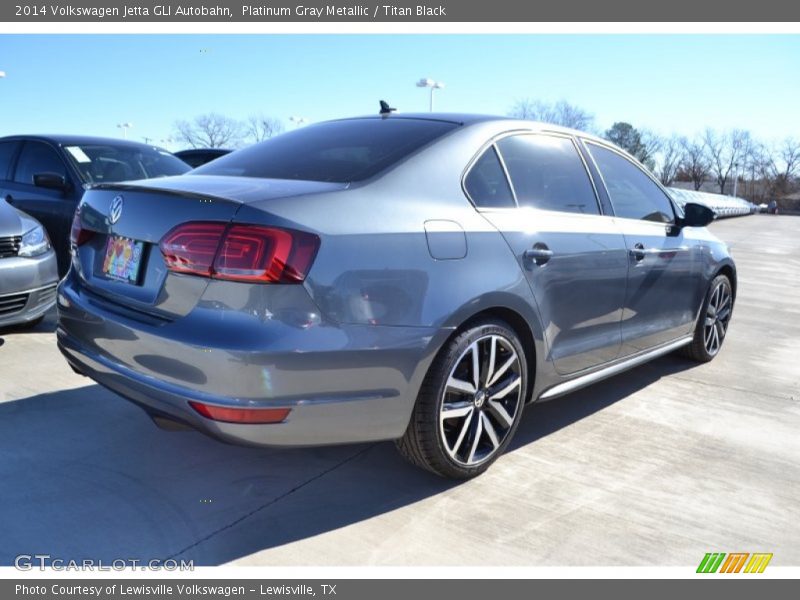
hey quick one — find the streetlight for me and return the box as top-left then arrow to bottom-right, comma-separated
732,161 -> 739,198
117,122 -> 133,139
416,78 -> 444,112
289,116 -> 308,128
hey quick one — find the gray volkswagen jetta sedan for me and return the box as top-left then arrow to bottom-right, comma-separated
0,199 -> 59,328
57,113 -> 735,478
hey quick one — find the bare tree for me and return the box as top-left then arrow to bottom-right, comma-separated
766,137 -> 800,197
173,113 -> 242,149
703,128 -> 752,195
679,136 -> 710,191
640,130 -> 663,170
654,135 -> 683,186
552,100 -> 595,132
509,99 -> 595,131
245,114 -> 284,143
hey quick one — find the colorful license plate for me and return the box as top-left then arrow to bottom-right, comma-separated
102,235 -> 144,284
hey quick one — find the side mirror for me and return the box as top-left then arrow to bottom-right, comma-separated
33,172 -> 68,192
680,202 -> 715,228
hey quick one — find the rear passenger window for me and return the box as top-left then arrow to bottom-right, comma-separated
587,143 -> 675,223
464,147 -> 515,208
0,141 -> 18,180
496,135 -> 599,215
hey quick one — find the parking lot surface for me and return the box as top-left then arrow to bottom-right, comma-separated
0,215 -> 797,566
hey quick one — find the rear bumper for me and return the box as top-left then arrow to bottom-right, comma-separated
0,250 -> 59,327
56,273 -> 446,447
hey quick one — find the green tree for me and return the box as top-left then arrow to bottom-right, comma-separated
604,122 -> 658,170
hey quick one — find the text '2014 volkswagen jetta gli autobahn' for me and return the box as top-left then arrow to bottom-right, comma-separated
57,113 -> 736,479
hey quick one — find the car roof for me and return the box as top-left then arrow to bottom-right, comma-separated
175,148 -> 232,155
0,134 -> 165,149
338,113 -> 505,125
331,112 -> 609,144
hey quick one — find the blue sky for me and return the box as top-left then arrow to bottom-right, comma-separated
1,34 -> 798,148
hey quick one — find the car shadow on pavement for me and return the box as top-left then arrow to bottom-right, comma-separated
0,354 -> 695,566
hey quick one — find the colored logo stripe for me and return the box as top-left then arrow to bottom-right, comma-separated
744,553 -> 773,573
697,553 -> 726,573
720,553 -> 749,573
697,552 -> 773,573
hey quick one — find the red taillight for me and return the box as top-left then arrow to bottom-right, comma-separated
188,401 -> 291,424
70,210 -> 95,246
159,222 -> 319,283
159,222 -> 226,277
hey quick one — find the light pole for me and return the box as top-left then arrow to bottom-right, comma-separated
117,122 -> 133,139
416,78 -> 444,112
732,161 -> 739,198
289,116 -> 308,128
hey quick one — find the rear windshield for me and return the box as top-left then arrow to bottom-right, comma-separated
64,144 -> 190,184
194,118 -> 459,183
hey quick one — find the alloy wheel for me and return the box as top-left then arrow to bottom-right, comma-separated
439,334 -> 523,466
703,280 -> 732,356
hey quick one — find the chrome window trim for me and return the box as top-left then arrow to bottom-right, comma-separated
492,142 -> 519,207
460,128 -> 529,210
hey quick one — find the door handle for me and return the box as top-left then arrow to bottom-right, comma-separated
630,243 -> 689,262
630,242 -> 646,261
523,244 -> 553,266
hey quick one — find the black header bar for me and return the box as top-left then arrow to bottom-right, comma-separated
5,0 -> 800,22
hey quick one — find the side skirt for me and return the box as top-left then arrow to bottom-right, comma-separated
537,335 -> 693,401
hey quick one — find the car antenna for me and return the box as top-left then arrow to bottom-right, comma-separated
379,100 -> 397,116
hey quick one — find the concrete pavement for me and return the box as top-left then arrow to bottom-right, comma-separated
0,214 -> 797,566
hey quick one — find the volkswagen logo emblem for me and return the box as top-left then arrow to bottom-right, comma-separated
109,195 -> 124,225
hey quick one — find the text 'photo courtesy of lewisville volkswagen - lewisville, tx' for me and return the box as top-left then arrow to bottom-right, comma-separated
0,4 -> 798,592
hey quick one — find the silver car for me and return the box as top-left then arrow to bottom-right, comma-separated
0,199 -> 59,328
57,114 -> 736,479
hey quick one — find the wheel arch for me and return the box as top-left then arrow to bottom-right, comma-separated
459,307 -> 537,401
396,298 -> 544,477
714,261 -> 737,301
432,294 -> 545,404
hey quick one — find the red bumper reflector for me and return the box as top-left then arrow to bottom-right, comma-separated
70,209 -> 95,246
188,401 -> 291,424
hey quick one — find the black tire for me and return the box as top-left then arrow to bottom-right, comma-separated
681,274 -> 733,363
396,318 -> 528,479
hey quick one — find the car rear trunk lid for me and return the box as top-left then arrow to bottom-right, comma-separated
72,176 -> 342,319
